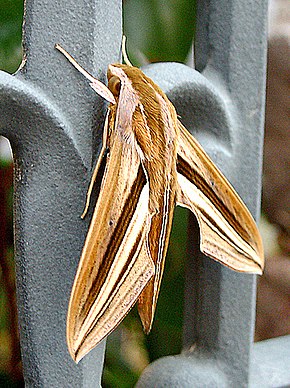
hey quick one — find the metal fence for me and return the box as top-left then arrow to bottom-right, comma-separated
0,0 -> 289,386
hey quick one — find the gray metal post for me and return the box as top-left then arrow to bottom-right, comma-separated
136,0 -> 269,387
0,0 -> 121,386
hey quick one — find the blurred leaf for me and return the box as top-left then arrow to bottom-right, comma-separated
124,0 -> 196,66
103,328 -> 142,388
145,207 -> 188,361
0,0 -> 24,73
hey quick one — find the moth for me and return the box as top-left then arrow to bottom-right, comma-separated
55,43 -> 264,363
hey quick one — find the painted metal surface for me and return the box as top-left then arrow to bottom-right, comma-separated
1,0 -> 288,386
0,0 -> 122,386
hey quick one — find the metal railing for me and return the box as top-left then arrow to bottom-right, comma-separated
0,0 -> 289,386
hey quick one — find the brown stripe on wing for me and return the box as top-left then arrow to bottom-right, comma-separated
67,129 -> 155,362
74,214 -> 154,363
80,164 -> 146,320
177,155 -> 249,246
176,121 -> 264,273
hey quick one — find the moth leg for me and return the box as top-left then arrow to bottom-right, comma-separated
81,112 -> 110,218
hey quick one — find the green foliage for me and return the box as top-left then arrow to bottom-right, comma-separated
124,0 -> 195,66
0,0 -> 23,73
145,207 -> 188,362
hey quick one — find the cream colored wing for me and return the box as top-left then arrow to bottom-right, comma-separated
176,121 -> 264,274
67,128 -> 154,363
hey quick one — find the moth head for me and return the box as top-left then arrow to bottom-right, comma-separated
108,75 -> 121,97
107,64 -> 136,98
107,64 -> 152,101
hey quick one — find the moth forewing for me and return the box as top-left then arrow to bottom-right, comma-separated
67,129 -> 155,362
55,44 -> 264,363
176,122 -> 263,273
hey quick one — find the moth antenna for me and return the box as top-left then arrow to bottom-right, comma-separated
55,43 -> 115,104
122,36 -> 133,67
55,44 -> 97,83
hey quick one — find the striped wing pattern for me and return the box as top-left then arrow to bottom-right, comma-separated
65,62 -> 264,362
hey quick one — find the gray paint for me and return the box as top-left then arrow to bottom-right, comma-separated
251,336 -> 290,387
0,0 -> 289,386
0,0 -> 121,386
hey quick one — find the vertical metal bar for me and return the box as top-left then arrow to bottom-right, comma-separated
186,0 -> 267,386
0,0 -> 122,385
137,0 -> 267,386
187,0 -> 267,385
